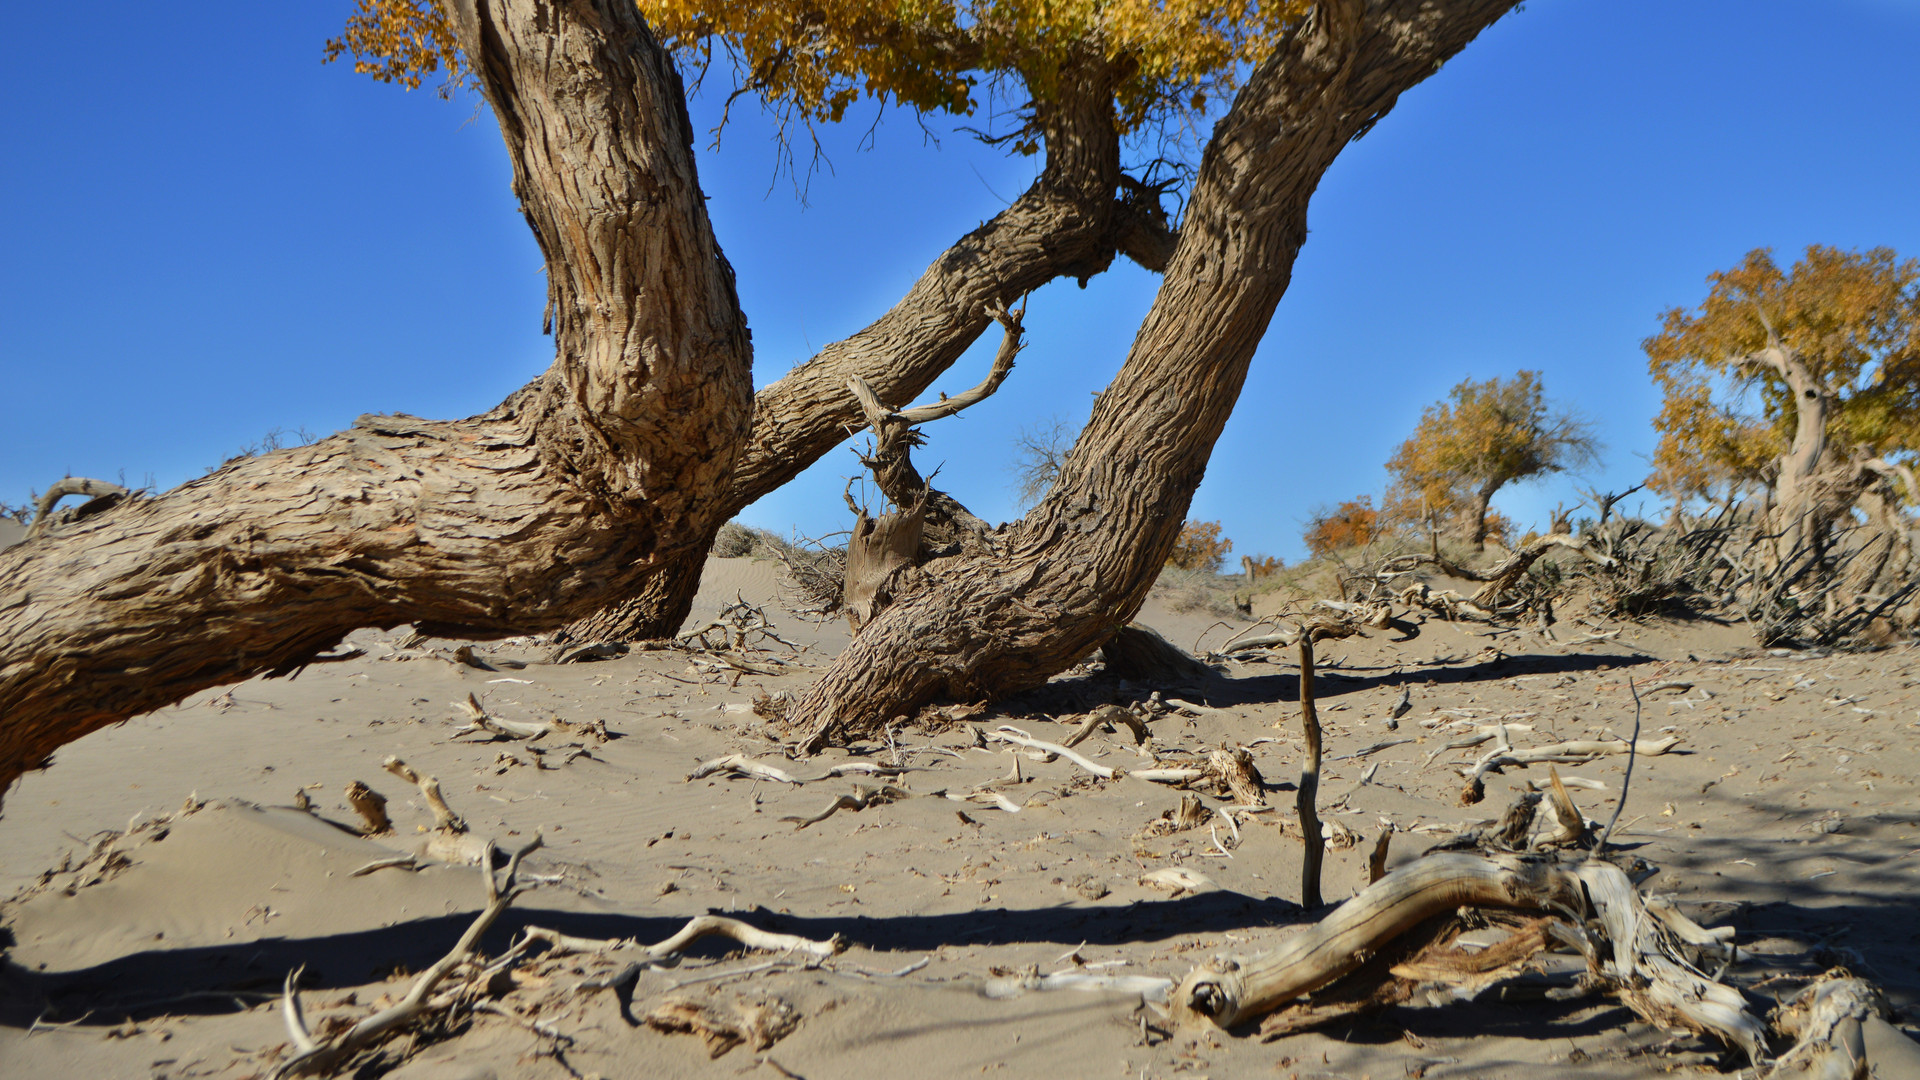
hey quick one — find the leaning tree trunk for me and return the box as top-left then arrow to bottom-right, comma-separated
1466,480 -> 1500,551
795,0 -> 1521,747
564,55 -> 1176,642
0,0 -> 752,801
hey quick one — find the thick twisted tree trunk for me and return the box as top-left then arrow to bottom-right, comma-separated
796,0 -> 1521,746
565,57 -> 1176,641
0,0 -> 752,800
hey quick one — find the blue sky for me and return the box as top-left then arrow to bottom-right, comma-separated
3,2 -> 1917,563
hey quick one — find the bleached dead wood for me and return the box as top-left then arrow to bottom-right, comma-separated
274,836 -> 544,1077
23,478 -> 130,540
1168,850 -> 1770,1064
780,784 -> 908,829
686,754 -> 801,784
1061,703 -> 1150,749
564,915 -> 847,996
382,756 -> 466,832
1767,975 -> 1886,1080
1461,736 -> 1681,805
450,693 -> 551,740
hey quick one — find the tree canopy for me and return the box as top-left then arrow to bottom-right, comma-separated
1646,245 -> 1920,503
1385,370 -> 1598,548
329,0 -> 1310,150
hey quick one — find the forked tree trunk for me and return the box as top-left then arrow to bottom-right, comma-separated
0,0 -> 752,800
795,0 -> 1521,747
565,57 -> 1174,642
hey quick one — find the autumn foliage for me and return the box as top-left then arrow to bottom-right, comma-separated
1385,371 -> 1598,549
325,0 -> 1313,142
1646,245 -> 1920,501
1167,520 -> 1232,573
1302,497 -> 1380,556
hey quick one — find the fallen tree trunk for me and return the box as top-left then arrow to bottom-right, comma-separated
0,0 -> 753,800
793,0 -> 1522,748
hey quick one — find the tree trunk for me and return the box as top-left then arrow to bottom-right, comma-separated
1466,480 -> 1500,551
0,0 -> 753,800
1757,342 -> 1836,556
794,0 -> 1521,747
566,58 -> 1176,640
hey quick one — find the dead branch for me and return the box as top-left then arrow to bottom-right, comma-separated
1297,637 -> 1325,908
779,784 -> 908,829
382,756 -> 466,832
567,914 -> 846,997
1767,974 -> 1886,1080
1461,736 -> 1680,806
274,836 -> 544,1077
1061,703 -> 1151,749
24,478 -> 131,540
450,693 -> 551,740
1169,850 -> 1768,1062
686,754 -> 801,785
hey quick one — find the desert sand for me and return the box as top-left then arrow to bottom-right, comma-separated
3,552 -> 1919,1079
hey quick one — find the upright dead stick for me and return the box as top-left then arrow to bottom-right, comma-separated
343,781 -> 391,835
1297,637 -> 1324,909
382,756 -> 466,833
1592,679 -> 1643,854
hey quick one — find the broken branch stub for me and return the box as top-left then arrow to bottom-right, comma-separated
382,756 -> 466,833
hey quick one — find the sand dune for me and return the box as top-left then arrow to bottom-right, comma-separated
3,555 -> 1918,1078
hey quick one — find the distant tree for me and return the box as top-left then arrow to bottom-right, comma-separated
1385,371 -> 1599,550
1240,554 -> 1284,582
1168,520 -> 1232,573
1010,417 -> 1074,509
1646,245 -> 1920,552
1302,496 -> 1381,556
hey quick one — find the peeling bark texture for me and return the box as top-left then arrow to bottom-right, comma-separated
566,58 -> 1176,642
0,0 -> 753,801
843,500 -> 927,633
796,0 -> 1522,747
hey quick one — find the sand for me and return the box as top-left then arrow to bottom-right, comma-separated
3,555 -> 1919,1079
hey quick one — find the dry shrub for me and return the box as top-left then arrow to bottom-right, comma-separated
748,532 -> 848,619
1152,566 -> 1237,617
711,521 -> 761,558
1168,520 -> 1232,573
1303,497 -> 1380,556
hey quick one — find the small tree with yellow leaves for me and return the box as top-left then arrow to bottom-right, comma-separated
1302,496 -> 1380,557
1385,371 -> 1598,551
1167,520 -> 1232,573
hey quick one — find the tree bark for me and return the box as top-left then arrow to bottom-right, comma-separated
564,57 -> 1177,641
0,0 -> 753,800
794,0 -> 1521,747
1467,479 -> 1500,550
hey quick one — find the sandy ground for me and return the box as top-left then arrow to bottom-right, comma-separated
3,554 -> 1919,1079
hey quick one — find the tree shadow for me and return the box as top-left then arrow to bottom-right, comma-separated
0,889 -> 1301,1027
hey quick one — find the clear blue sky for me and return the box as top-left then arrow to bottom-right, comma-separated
4,2 -> 1917,563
